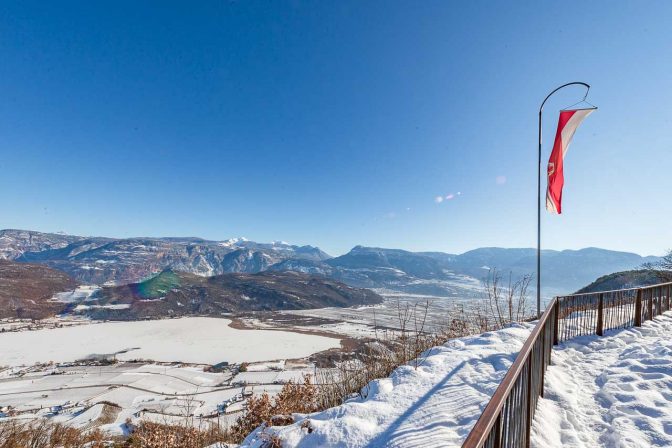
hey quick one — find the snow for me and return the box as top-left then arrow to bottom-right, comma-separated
0,360 -> 317,436
50,285 -> 100,303
74,303 -> 131,311
531,311 -> 672,448
0,317 -> 340,366
54,403 -> 105,428
240,322 -> 534,448
218,237 -> 249,248
246,360 -> 286,371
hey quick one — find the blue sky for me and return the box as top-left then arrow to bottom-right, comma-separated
1,1 -> 671,256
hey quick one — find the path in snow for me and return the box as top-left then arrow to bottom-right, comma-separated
531,311 -> 672,448
241,323 -> 533,448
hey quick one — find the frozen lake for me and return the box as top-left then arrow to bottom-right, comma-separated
0,317 -> 340,367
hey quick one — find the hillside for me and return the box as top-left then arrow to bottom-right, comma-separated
76,270 -> 383,320
576,269 -> 668,293
0,260 -> 78,319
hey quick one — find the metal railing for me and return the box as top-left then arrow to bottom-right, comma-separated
462,281 -> 672,448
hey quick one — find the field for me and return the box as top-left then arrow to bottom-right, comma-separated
0,317 -> 340,367
0,360 -> 318,436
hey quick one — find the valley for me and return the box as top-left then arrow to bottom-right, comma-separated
0,228 -> 662,440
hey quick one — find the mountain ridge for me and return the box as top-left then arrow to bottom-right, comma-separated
76,269 -> 383,320
0,229 -> 661,296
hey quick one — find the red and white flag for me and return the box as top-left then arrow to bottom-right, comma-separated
546,108 -> 595,214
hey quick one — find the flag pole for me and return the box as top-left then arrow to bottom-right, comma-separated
537,82 -> 590,318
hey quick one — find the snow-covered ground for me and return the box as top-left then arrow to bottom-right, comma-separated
531,311 -> 672,448
0,361 -> 321,435
50,285 -> 100,303
241,322 -> 534,448
0,317 -> 339,367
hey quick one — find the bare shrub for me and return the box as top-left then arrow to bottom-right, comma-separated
642,250 -> 672,282
125,420 -> 229,448
0,420 -> 107,448
482,268 -> 532,327
229,375 -> 318,443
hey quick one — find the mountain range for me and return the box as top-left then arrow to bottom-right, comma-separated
0,259 -> 383,320
78,269 -> 382,320
0,229 -> 661,298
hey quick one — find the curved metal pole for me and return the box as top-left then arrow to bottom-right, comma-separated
537,82 -> 590,318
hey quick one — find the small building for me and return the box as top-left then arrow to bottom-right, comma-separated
209,361 -> 229,372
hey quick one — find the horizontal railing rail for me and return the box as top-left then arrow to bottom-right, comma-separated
462,280 -> 672,448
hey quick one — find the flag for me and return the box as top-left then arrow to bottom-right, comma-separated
546,108 -> 595,214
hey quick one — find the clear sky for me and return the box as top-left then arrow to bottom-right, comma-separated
1,1 -> 671,256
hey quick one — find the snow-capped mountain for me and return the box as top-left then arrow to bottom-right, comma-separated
0,229 -> 331,285
0,229 -> 660,296
0,229 -> 85,260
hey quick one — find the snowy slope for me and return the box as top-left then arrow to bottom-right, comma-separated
531,311 -> 672,448
241,323 -> 533,448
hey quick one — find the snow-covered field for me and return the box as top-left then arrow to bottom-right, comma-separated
241,322 -> 534,448
531,311 -> 672,448
0,361 -> 318,436
281,290 -> 479,335
0,317 -> 340,367
0,363 -> 231,435
50,285 -> 100,303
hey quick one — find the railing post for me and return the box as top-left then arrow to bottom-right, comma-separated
494,414 -> 502,448
596,293 -> 604,336
668,284 -> 671,312
553,300 -> 559,345
635,289 -> 642,327
525,358 -> 533,448
648,289 -> 654,321
540,323 -> 547,398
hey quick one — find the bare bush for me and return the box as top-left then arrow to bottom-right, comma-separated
229,374 -> 318,443
125,420 -> 230,448
0,420 -> 108,448
482,268 -> 532,327
642,250 -> 672,282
